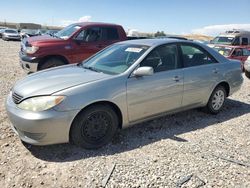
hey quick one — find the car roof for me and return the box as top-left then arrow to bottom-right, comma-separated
73,22 -> 122,28
117,38 -> 192,47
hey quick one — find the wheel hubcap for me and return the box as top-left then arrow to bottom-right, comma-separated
81,112 -> 111,141
212,90 -> 225,110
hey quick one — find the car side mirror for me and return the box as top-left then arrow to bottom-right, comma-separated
132,66 -> 154,77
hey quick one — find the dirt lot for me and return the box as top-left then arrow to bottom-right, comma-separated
0,40 -> 249,188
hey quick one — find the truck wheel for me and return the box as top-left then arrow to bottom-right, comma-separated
205,86 -> 226,114
70,104 -> 118,149
39,58 -> 65,70
245,70 -> 250,79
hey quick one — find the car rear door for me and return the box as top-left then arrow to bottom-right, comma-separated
126,44 -> 184,122
179,43 -> 222,107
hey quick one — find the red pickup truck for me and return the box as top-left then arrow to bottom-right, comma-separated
212,45 -> 250,71
20,22 -> 128,72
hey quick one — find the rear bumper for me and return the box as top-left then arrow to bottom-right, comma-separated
19,51 -> 40,72
5,93 -> 79,145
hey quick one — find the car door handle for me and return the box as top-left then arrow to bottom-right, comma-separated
172,76 -> 181,82
213,68 -> 219,74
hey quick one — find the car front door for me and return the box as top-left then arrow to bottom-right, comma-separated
179,43 -> 222,107
126,44 -> 184,122
71,27 -> 104,63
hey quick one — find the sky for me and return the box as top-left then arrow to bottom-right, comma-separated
0,0 -> 250,36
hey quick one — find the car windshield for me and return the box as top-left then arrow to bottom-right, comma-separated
55,24 -> 80,39
21,29 -> 37,34
211,37 -> 235,45
80,44 -> 149,75
213,46 -> 232,56
5,30 -> 17,34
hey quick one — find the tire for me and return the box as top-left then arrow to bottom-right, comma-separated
39,58 -> 65,70
245,70 -> 250,79
205,86 -> 226,114
70,104 -> 119,149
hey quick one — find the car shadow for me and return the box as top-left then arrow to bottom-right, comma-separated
25,98 -> 250,162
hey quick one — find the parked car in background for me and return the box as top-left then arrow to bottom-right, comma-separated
213,45 -> 250,71
0,28 -> 7,38
19,22 -> 128,73
6,39 -> 243,148
2,29 -> 21,41
209,30 -> 250,47
244,56 -> 250,78
45,29 -> 60,36
20,29 -> 40,39
36,29 -> 47,35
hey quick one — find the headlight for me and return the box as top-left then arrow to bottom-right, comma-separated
25,46 -> 39,54
17,96 -> 65,112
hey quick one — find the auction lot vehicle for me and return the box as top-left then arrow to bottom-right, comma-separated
0,28 -> 7,38
20,29 -> 41,39
19,22 -> 127,73
209,30 -> 250,47
6,39 -> 243,149
2,29 -> 21,41
244,56 -> 250,78
213,45 -> 250,70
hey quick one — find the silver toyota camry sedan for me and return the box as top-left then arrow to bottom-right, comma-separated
6,39 -> 243,149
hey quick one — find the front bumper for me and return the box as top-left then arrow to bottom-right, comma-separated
5,93 -> 79,145
19,51 -> 40,72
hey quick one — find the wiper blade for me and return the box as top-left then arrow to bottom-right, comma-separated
82,65 -> 101,73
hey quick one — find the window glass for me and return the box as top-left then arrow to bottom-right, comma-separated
242,49 -> 250,56
81,44 -> 149,75
101,27 -> 119,40
55,24 -> 81,40
140,44 -> 178,72
181,45 -> 216,67
233,37 -> 240,45
242,38 -> 249,45
232,48 -> 243,56
75,27 -> 101,42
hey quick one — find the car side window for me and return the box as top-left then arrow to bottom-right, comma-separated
232,48 -> 243,56
242,49 -> 250,56
180,45 -> 216,67
242,38 -> 249,45
100,27 -> 119,40
75,27 -> 101,42
140,44 -> 179,73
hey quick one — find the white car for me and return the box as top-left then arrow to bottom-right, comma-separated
244,56 -> 250,78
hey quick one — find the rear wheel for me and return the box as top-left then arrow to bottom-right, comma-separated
39,58 -> 65,70
205,86 -> 226,114
70,105 -> 119,149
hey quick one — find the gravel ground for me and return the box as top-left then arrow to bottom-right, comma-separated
0,40 -> 250,188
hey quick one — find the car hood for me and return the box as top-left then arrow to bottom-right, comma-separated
13,65 -> 111,98
27,35 -> 63,44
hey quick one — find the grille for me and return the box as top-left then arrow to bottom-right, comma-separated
12,92 -> 23,104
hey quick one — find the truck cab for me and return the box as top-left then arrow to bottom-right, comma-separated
209,30 -> 250,47
19,22 -> 127,73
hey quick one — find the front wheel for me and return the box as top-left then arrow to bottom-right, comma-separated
39,58 -> 65,71
70,105 -> 119,149
205,86 -> 226,114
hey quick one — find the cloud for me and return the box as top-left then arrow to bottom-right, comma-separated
192,24 -> 250,36
78,16 -> 92,22
60,16 -> 92,27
